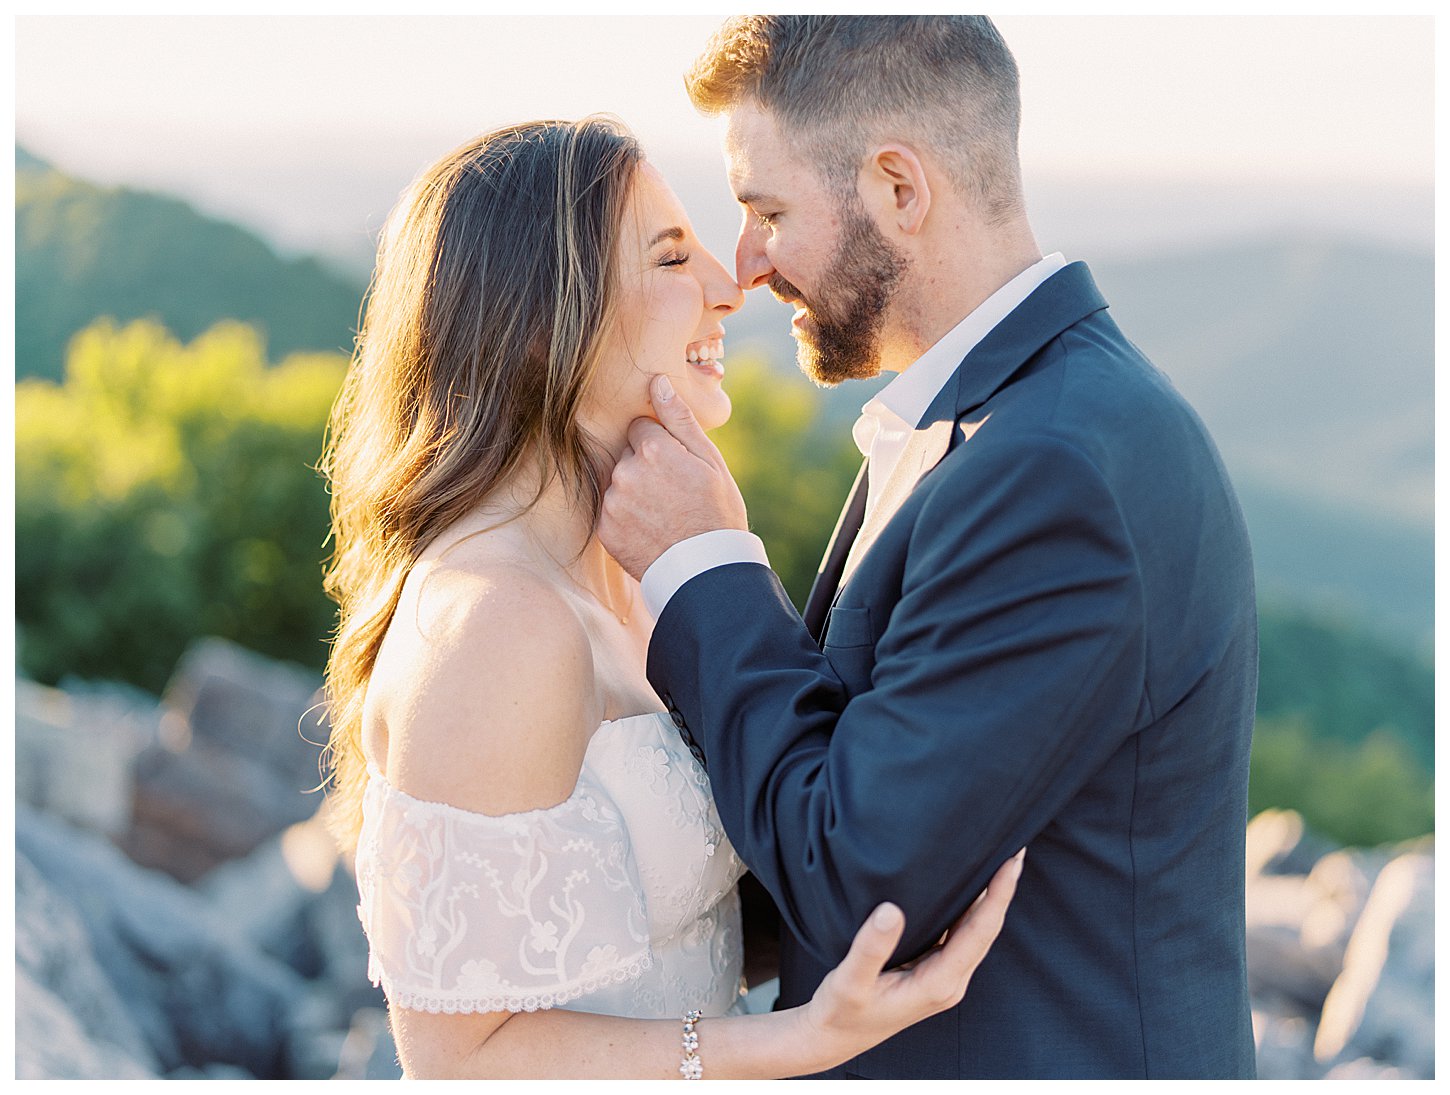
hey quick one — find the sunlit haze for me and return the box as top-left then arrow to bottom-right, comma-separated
14,15 -> 1434,267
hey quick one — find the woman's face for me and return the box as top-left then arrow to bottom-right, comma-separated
584,162 -> 744,452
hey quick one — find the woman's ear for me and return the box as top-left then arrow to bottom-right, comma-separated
859,143 -> 931,236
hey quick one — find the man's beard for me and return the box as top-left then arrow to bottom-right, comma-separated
772,200 -> 909,386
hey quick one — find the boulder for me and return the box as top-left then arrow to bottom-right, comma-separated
15,968 -> 157,1080
283,985 -> 355,1080
1245,809 -> 1336,878
1251,1006 -> 1321,1081
166,1063 -> 260,1079
15,676 -> 151,836
111,637 -> 330,882
15,853 -> 160,1079
332,1007 -> 403,1080
1244,833 -> 1394,1017
1313,852 -> 1434,1077
1299,849 -> 1381,955
1245,873 -> 1342,1013
120,736 -> 321,882
162,636 -> 327,784
1322,1057 -> 1414,1080
16,804 -> 308,1077
196,810 -> 381,1017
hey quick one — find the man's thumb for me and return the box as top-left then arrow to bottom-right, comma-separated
651,374 -> 718,465
652,373 -> 684,412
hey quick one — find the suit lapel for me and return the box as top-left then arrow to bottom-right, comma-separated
803,458 -> 868,643
826,261 -> 1112,596
950,261 -> 1108,418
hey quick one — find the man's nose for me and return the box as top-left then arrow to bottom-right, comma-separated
735,224 -> 774,291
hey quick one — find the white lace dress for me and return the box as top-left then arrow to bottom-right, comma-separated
354,712 -> 748,1022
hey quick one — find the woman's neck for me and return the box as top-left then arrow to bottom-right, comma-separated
446,455 -> 631,612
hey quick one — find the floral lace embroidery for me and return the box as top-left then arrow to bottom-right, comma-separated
356,768 -> 652,1014
356,715 -> 747,1019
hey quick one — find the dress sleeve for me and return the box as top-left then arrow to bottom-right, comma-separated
354,770 -> 653,1014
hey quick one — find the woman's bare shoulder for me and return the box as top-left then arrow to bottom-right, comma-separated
373,554 -> 601,817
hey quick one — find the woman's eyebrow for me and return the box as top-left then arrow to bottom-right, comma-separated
648,226 -> 685,247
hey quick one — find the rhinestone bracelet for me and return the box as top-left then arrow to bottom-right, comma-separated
679,1008 -> 703,1080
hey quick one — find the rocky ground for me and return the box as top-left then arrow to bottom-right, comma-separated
13,638 -> 1436,1079
16,639 -> 400,1080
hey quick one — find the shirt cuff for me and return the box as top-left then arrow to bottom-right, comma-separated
640,530 -> 770,619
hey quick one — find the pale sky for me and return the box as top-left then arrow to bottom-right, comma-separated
13,14 -> 1436,264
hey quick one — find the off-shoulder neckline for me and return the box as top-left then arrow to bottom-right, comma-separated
363,710 -> 674,824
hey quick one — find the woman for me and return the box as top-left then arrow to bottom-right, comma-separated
320,117 -> 1022,1079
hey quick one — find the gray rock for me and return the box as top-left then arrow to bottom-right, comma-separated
1251,1006 -> 1322,1080
16,804 -> 308,1077
162,636 -> 328,784
166,1063 -> 259,1079
1322,1056 -> 1414,1080
109,636 -> 330,882
1314,853 -> 1434,1077
333,1007 -> 403,1081
196,810 -> 382,1017
1245,873 -> 1342,1012
120,735 -> 320,882
283,986 -> 356,1081
14,854 -> 158,1072
1245,809 -> 1338,878
1299,849 -> 1380,956
196,813 -> 335,980
307,862 -> 385,1017
15,968 -> 157,1080
15,676 -> 149,836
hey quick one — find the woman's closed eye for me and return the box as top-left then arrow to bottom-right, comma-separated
658,251 -> 691,268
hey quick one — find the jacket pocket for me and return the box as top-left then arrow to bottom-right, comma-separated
823,604 -> 875,650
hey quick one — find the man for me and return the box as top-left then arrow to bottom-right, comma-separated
599,15 -> 1257,1079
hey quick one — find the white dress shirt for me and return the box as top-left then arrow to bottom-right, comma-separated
640,253 -> 1068,619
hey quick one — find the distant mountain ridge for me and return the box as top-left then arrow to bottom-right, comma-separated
1093,237 -> 1433,528
15,145 -> 366,383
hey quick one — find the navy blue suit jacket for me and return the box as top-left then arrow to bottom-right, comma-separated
647,263 -> 1258,1078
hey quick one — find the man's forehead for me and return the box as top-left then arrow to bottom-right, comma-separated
722,103 -> 790,198
723,101 -> 777,157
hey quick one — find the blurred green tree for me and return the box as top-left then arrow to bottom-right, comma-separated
710,354 -> 862,608
1257,604 -> 1433,767
1249,716 -> 1434,847
16,319 -> 344,691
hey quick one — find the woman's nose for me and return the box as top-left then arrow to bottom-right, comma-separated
703,250 -> 744,315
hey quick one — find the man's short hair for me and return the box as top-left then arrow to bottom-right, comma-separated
686,15 -> 1023,221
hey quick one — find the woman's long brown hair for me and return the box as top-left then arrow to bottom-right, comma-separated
318,118 -> 642,850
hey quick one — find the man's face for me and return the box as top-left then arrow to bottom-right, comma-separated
724,103 -> 909,386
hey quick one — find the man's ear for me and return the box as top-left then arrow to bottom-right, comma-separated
860,144 -> 931,236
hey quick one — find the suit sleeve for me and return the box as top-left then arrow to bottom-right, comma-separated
646,433 -> 1146,966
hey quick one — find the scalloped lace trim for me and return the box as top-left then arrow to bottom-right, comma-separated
379,950 -> 655,1015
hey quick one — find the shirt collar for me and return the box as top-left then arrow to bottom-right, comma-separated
865,252 -> 1067,431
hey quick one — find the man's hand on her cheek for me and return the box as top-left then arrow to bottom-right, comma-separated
598,375 -> 749,581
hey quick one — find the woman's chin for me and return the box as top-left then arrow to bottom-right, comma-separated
687,389 -> 731,432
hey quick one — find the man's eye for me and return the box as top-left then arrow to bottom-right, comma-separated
756,212 -> 778,228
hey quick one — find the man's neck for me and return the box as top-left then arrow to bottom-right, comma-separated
880,219 -> 1044,375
